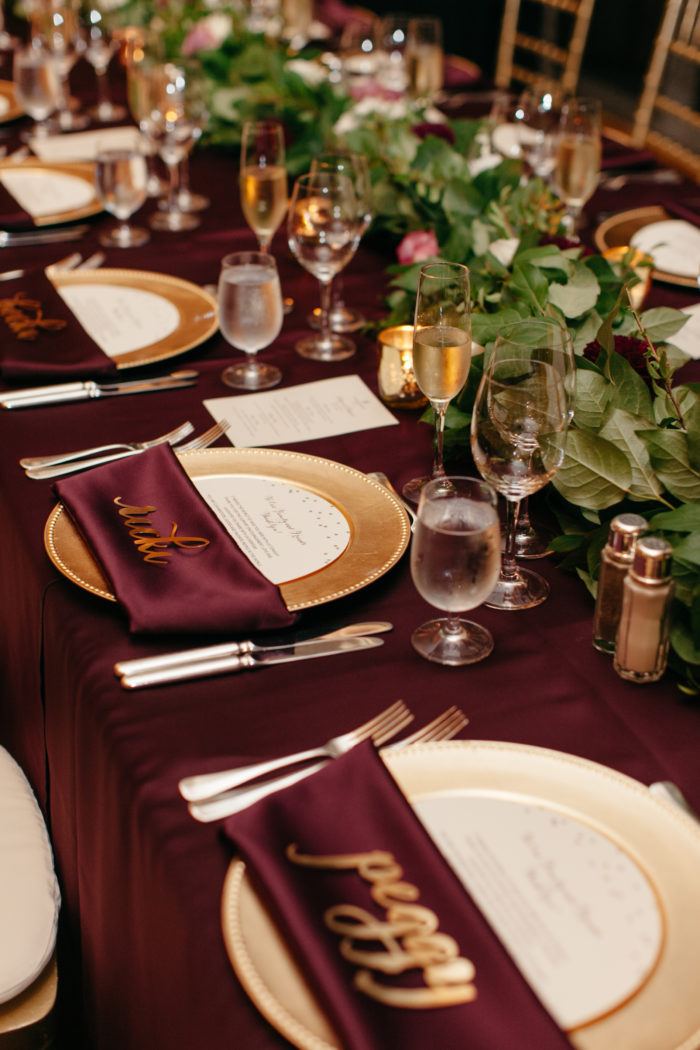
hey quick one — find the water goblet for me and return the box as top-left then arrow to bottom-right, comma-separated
82,5 -> 126,123
410,475 -> 501,665
219,250 -> 284,390
12,41 -> 61,140
95,144 -> 150,247
38,0 -> 89,131
550,96 -> 601,236
240,119 -> 288,252
401,261 -> 471,505
470,324 -> 570,610
287,170 -> 360,361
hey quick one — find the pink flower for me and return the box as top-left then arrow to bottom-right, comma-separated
182,23 -> 217,54
396,230 -> 439,266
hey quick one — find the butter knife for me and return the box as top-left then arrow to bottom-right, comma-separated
119,635 -> 384,690
1,370 -> 198,409
0,224 -> 90,247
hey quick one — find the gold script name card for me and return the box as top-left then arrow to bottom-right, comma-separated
286,844 -> 477,1009
114,498 -> 210,566
0,292 -> 67,341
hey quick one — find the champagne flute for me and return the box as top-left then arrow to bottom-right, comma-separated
470,324 -> 570,610
410,475 -> 501,665
551,97 -> 601,236
95,144 -> 149,247
406,16 -> 443,105
308,151 -> 372,332
12,42 -> 61,140
219,250 -> 284,390
240,119 -> 288,252
287,170 -> 360,361
82,5 -> 126,123
124,30 -> 166,198
401,261 -> 471,505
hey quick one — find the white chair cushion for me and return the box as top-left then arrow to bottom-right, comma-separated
0,747 -> 61,1003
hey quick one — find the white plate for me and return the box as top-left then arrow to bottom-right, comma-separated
630,220 -> 700,279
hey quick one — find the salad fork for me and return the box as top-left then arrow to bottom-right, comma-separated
20,420 -> 195,470
187,705 -> 468,822
175,419 -> 230,452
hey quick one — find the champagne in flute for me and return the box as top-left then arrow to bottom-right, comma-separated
554,135 -> 600,208
412,324 -> 471,402
240,163 -> 289,250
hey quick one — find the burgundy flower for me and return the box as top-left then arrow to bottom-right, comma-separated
412,122 -> 455,146
538,233 -> 594,256
396,230 -> 439,265
583,335 -> 651,381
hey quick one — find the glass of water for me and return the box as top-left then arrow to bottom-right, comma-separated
219,251 -> 284,390
410,476 -> 501,665
95,145 -> 150,247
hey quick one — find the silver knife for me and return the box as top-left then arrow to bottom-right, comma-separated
113,621 -> 393,678
119,635 -> 384,690
1,370 -> 199,409
0,224 -> 91,247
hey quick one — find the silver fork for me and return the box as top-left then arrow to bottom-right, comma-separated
187,705 -> 468,823
21,420 -> 195,471
179,699 -> 413,803
174,419 -> 230,453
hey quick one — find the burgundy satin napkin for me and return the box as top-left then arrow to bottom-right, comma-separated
54,444 -> 296,635
0,270 -> 116,380
0,179 -> 33,230
600,136 -> 656,171
222,741 -> 572,1050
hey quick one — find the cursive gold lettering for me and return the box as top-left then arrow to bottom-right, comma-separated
114,497 -> 210,566
0,293 -> 67,341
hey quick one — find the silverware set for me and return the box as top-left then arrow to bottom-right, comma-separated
0,223 -> 91,247
183,703 -> 470,822
2,370 -> 201,411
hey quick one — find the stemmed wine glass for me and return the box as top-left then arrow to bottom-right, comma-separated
12,42 -> 61,140
509,317 -> 575,558
124,33 -> 165,199
82,5 -> 126,123
410,475 -> 501,665
38,0 -> 88,132
550,96 -> 601,236
470,321 -> 570,610
308,151 -> 372,333
287,170 -> 360,361
94,144 -> 150,247
219,250 -> 284,390
401,261 -> 471,505
240,119 -> 288,252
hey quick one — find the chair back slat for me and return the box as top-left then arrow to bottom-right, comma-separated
495,0 -> 596,93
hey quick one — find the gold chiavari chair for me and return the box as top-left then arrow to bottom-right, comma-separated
495,0 -> 596,95
631,0 -> 700,181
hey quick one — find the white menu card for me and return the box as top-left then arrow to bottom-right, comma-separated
204,375 -> 398,448
413,793 -> 663,1031
56,284 -> 180,357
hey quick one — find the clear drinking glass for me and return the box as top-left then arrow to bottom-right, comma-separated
12,42 -> 61,139
219,250 -> 284,390
402,261 -> 471,505
38,0 -> 88,131
308,151 -> 372,332
406,16 -> 443,105
287,170 -> 360,361
95,145 -> 149,247
470,323 -> 570,610
82,5 -> 126,123
374,13 -> 410,96
551,97 -> 601,235
410,475 -> 501,665
240,119 -> 288,252
124,31 -> 166,198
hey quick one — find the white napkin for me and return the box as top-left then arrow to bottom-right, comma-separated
29,126 -> 143,163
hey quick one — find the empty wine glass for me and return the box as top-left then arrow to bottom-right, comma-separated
470,322 -> 570,610
38,0 -> 88,131
410,476 -> 501,665
95,144 -> 150,247
287,170 -> 360,361
402,261 -> 471,505
12,41 -> 61,140
240,119 -> 288,252
82,5 -> 126,123
219,250 -> 284,390
308,151 -> 372,332
551,97 -> 601,235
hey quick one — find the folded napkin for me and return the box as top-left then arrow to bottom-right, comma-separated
0,270 -> 117,380
600,136 -> 656,172
54,444 -> 296,635
223,742 -> 572,1050
0,180 -> 33,230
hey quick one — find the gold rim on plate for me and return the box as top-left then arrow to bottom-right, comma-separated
221,740 -> 700,1050
594,206 -> 699,288
0,159 -> 102,226
0,80 -> 23,123
51,267 -> 218,369
43,447 -> 411,611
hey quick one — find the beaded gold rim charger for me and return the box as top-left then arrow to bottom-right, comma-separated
594,206 -> 699,288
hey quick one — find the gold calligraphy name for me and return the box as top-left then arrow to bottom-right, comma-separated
286,844 -> 477,1009
0,292 -> 67,341
114,497 -> 210,566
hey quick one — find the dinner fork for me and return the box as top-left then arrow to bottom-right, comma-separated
20,420 -> 195,470
187,705 -> 468,823
178,699 -> 413,803
174,419 -> 230,453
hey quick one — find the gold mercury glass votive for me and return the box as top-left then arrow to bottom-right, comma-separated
602,246 -> 653,310
377,326 -> 428,410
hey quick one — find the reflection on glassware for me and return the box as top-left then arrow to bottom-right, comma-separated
124,30 -> 166,199
551,96 -> 601,235
287,170 -> 360,361
374,13 -> 410,96
470,322 -> 570,610
410,476 -> 500,665
12,42 -> 61,139
95,145 -> 150,247
401,261 -> 471,506
339,16 -> 379,99
240,119 -> 288,251
82,5 -> 126,123
37,0 -> 89,131
219,250 -> 284,390
406,16 -> 443,105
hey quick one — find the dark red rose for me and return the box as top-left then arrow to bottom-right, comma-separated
583,335 -> 651,381
411,122 -> 455,146
538,233 -> 594,256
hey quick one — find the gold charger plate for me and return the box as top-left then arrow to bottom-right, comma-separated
43,447 -> 410,611
0,159 -> 102,226
221,740 -> 700,1050
0,80 -> 23,123
594,206 -> 698,288
51,267 -> 218,370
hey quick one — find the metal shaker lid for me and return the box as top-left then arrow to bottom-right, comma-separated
607,513 -> 649,556
631,536 -> 673,581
